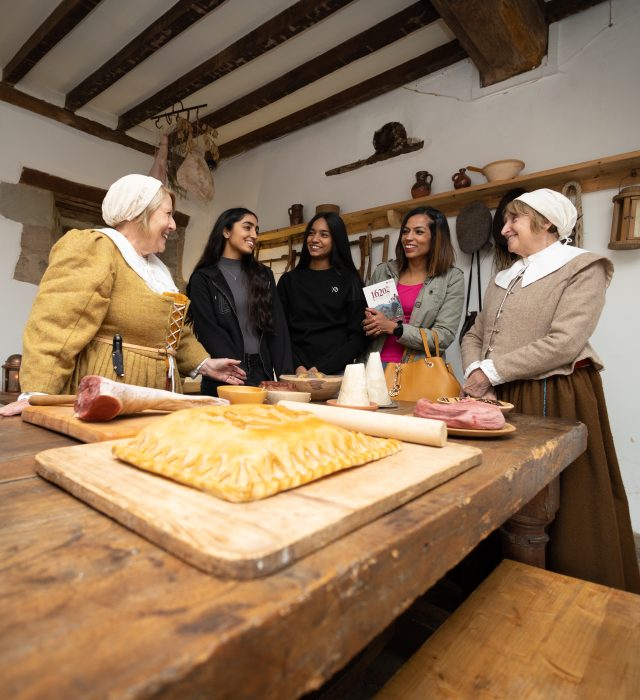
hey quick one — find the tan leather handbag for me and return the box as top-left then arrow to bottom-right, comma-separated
384,328 -> 461,402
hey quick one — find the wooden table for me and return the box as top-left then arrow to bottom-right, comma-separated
0,411 -> 586,700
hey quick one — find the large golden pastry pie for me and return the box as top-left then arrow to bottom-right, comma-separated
112,404 -> 402,502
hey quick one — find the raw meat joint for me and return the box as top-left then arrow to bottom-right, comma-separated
113,404 -> 402,502
74,375 -> 226,421
414,398 -> 505,430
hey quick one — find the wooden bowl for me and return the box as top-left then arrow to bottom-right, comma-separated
216,385 -> 266,404
481,159 -> 524,182
279,375 -> 343,401
266,390 -> 312,405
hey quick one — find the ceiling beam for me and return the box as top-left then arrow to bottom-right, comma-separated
430,0 -> 547,87
64,0 -> 228,112
0,82 -> 155,156
202,1 -> 439,130
219,40 -> 466,160
544,0 -> 606,23
116,0 -> 355,132
2,0 -> 102,85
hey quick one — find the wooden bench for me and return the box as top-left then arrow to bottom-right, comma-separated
376,560 -> 640,699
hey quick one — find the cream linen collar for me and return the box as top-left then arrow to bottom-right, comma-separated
99,228 -> 178,294
494,241 -> 586,289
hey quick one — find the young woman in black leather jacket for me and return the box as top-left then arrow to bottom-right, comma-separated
187,207 -> 293,396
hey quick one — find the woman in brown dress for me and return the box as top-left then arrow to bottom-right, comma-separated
461,188 -> 639,593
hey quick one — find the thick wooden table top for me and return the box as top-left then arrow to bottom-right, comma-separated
0,410 -> 586,700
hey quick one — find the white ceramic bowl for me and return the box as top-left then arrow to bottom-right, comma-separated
266,390 -> 312,405
482,159 -> 524,182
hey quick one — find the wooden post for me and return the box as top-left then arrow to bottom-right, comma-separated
500,477 -> 560,568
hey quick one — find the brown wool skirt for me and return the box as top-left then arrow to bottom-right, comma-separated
498,366 -> 640,593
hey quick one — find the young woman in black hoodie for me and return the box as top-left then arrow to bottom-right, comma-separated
277,212 -> 366,375
187,207 -> 292,396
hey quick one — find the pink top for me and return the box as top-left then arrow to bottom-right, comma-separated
380,283 -> 422,362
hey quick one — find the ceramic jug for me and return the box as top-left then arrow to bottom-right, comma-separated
411,171 -> 433,199
452,168 -> 471,189
288,204 -> 304,225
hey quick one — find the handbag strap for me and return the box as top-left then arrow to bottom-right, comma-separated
419,327 -> 442,358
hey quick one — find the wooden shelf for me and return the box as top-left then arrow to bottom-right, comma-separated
257,149 -> 640,249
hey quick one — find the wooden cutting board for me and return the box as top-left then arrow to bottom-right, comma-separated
35,439 -> 482,579
22,405 -> 168,442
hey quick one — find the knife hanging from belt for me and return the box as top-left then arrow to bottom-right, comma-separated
112,334 -> 125,377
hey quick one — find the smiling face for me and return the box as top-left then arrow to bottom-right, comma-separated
222,214 -> 259,259
400,214 -> 431,260
306,217 -> 333,268
501,211 -> 555,258
145,192 -> 176,255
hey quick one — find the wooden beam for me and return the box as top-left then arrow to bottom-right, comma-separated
202,1 -> 439,129
218,40 -> 466,160
64,0 -> 228,112
19,168 -> 190,227
0,82 -> 155,157
430,0 -> 547,87
116,0 -> 354,132
2,0 -> 102,85
545,0 -> 606,24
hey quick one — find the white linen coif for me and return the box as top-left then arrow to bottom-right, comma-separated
515,188 -> 577,239
102,174 -> 163,227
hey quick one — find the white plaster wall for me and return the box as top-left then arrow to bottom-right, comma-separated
185,0 -> 640,527
2,1 -> 638,528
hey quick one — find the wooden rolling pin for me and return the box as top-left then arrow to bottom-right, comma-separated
278,400 -> 446,448
28,395 -> 76,406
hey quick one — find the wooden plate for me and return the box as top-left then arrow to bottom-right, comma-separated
326,399 -> 379,411
437,396 -> 514,414
447,423 -> 516,438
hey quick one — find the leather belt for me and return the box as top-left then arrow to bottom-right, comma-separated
94,336 -> 176,357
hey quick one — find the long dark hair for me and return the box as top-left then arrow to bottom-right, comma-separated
395,206 -> 456,277
296,212 -> 360,280
189,207 -> 273,332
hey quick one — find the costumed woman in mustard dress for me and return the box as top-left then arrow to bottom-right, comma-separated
0,174 -> 244,417
461,188 -> 639,593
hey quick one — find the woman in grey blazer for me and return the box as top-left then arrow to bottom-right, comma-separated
363,206 -> 464,362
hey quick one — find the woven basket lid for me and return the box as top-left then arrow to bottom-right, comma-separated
492,187 -> 527,249
456,201 -> 492,254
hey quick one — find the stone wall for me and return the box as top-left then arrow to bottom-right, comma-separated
0,180 -> 186,289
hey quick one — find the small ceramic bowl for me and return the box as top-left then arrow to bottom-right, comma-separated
216,385 -> 266,404
266,390 -> 312,405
